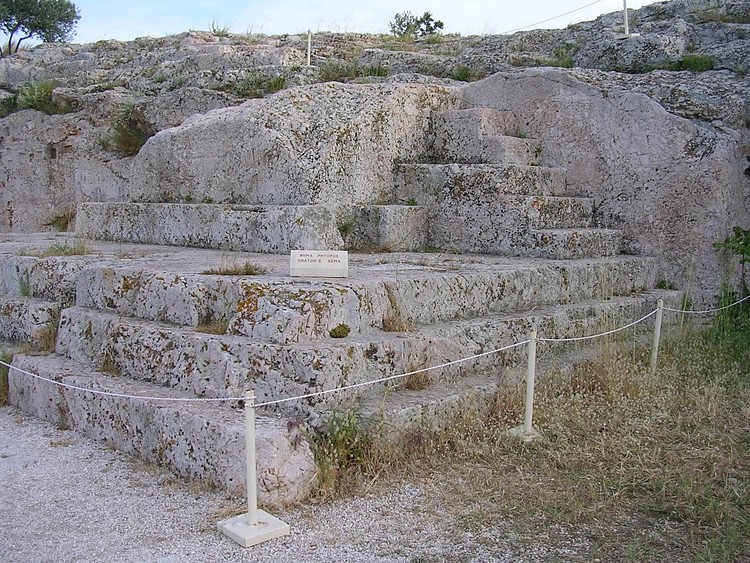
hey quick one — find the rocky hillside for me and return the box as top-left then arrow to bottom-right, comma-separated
0,0 -> 748,296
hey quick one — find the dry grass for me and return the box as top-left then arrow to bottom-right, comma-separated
313,311 -> 750,560
194,320 -> 228,335
382,314 -> 414,332
402,370 -> 431,390
21,240 -> 92,258
0,350 -> 11,405
201,261 -> 266,276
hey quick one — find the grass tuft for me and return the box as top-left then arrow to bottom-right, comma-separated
0,350 -> 11,405
22,240 -> 92,258
201,262 -> 266,276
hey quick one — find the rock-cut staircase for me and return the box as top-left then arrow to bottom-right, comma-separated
0,106 -> 679,505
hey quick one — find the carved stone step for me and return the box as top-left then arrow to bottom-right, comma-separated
8,353 -> 316,505
394,163 -> 567,201
76,203 -> 344,252
527,228 -> 622,260
72,256 -> 658,338
55,291 -> 674,416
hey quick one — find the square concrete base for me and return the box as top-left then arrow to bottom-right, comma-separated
506,424 -> 541,442
218,510 -> 290,547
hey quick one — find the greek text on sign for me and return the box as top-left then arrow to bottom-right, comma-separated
290,250 -> 348,278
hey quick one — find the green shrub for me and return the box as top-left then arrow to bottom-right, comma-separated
201,261 -> 267,276
0,95 -> 18,118
449,66 -> 473,82
671,54 -> 715,72
329,324 -> 351,338
110,106 -> 154,157
17,80 -> 76,114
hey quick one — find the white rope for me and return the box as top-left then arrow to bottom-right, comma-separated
2,291 -> 746,407
0,361 -> 236,402
254,340 -> 531,408
538,309 -> 657,343
663,293 -> 750,315
0,340 -> 530,407
501,0 -> 606,34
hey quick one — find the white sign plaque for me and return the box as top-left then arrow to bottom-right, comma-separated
290,250 -> 348,278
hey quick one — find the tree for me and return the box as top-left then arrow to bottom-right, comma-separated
389,11 -> 444,40
0,0 -> 80,56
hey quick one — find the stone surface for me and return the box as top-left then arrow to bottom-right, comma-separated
8,353 -> 316,506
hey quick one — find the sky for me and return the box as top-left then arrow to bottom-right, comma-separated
66,0 -> 666,44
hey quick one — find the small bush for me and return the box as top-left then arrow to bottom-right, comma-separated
17,80 -> 76,115
201,261 -> 267,276
110,106 -> 154,157
313,411 -> 373,497
329,324 -> 351,338
671,54 -> 715,72
0,95 -> 18,118
449,66 -> 473,82
231,75 -> 287,98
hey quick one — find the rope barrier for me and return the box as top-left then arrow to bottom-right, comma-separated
538,309 -> 657,343
1,291 -> 746,407
663,293 -> 750,315
254,340 -> 531,408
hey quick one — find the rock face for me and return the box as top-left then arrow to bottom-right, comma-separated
128,82 -> 457,207
462,68 -> 749,297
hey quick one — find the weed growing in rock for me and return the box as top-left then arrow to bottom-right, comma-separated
230,74 -> 286,98
194,320 -> 229,335
671,54 -> 715,72
0,94 -> 18,117
329,324 -> 351,338
43,210 -> 76,231
0,350 -> 11,405
403,370 -> 431,390
110,105 -> 154,157
382,314 -> 414,332
17,80 -> 76,115
449,66 -> 474,82
17,272 -> 30,297
318,63 -> 389,83
209,19 -> 232,37
201,262 -> 267,276
313,411 -> 373,498
25,240 -> 92,257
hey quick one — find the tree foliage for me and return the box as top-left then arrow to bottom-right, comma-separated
389,11 -> 444,40
0,0 -> 80,56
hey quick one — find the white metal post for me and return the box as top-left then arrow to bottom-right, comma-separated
306,31 -> 312,67
623,0 -> 630,36
217,389 -> 290,547
523,328 -> 537,433
245,391 -> 258,525
650,299 -> 664,376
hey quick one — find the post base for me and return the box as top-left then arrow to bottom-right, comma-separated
218,509 -> 290,547
506,424 -> 541,442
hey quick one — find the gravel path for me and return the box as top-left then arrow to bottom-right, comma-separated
1,406 -> 584,562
